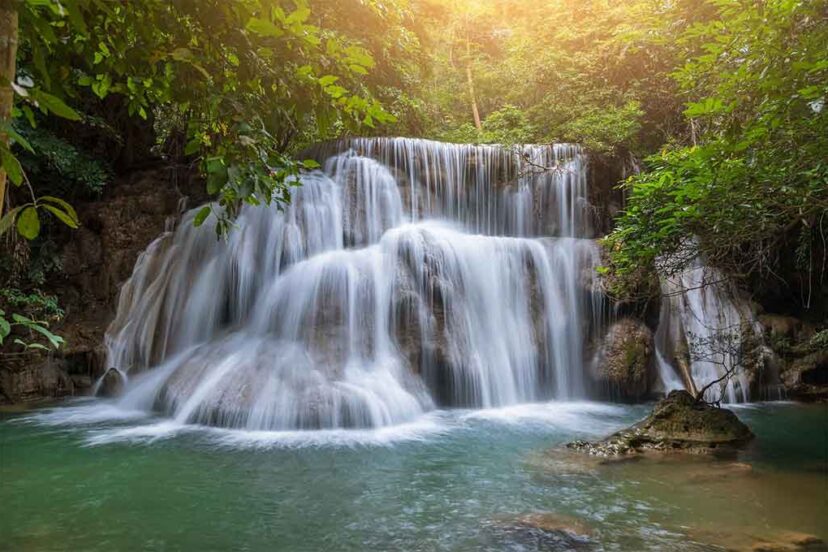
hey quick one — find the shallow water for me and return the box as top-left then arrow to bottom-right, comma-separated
0,401 -> 825,551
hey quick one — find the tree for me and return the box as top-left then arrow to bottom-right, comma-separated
0,0 -> 399,239
606,0 -> 828,298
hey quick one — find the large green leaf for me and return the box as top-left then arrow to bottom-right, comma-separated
1,148 -> 24,186
16,206 -> 41,240
33,90 -> 82,121
41,204 -> 79,229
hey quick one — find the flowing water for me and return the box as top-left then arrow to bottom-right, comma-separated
105,139 -> 609,430
1,401 -> 825,551
102,137 -> 770,434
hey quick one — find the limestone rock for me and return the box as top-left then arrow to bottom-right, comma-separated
566,390 -> 754,457
592,318 -> 654,401
0,359 -> 74,403
96,368 -> 125,398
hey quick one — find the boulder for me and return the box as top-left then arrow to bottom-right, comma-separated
592,318 -> 654,401
96,368 -> 125,398
566,390 -> 754,456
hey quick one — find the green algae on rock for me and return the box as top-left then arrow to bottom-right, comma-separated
566,390 -> 754,457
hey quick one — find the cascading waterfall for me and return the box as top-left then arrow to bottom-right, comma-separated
653,255 -> 775,403
105,138 -> 780,430
105,138 -> 608,430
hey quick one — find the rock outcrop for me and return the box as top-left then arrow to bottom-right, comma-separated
567,390 -> 754,456
0,167 -> 204,404
760,316 -> 828,402
0,359 -> 75,403
591,318 -> 654,401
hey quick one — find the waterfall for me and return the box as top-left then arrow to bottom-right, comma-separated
105,138 -> 608,430
653,255 -> 775,403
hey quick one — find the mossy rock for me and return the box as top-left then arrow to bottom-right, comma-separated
592,318 -> 654,401
567,390 -> 754,457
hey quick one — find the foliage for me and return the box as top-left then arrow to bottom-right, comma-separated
607,0 -> 828,293
436,105 -> 535,145
0,308 -> 64,352
550,101 -> 643,156
406,0 -> 690,156
3,0 -> 403,238
17,125 -> 110,196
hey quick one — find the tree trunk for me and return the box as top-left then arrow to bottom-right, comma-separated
675,340 -> 699,397
466,65 -> 482,132
465,40 -> 482,132
0,0 -> 18,217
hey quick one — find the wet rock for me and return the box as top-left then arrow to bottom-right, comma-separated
771,329 -> 828,402
749,532 -> 828,552
97,368 -> 125,398
782,350 -> 828,402
488,512 -> 595,550
693,529 -> 828,552
513,513 -> 593,539
566,390 -> 754,457
0,359 -> 74,404
591,318 -> 654,401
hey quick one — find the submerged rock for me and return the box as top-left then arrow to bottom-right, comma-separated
487,512 -> 595,550
749,532 -> 827,552
97,368 -> 125,398
690,528 -> 827,552
566,390 -> 754,456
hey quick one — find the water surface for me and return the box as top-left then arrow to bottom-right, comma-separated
1,401 -> 825,551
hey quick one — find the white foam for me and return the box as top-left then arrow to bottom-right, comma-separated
17,403 -> 149,427
80,412 -> 450,449
459,401 -> 634,435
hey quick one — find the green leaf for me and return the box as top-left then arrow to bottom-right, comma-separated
39,196 -> 79,225
41,204 -> 79,229
0,206 -> 22,236
0,316 -> 10,344
33,91 -> 82,121
193,206 -> 212,227
286,7 -> 311,25
1,148 -> 24,185
184,137 -> 202,156
29,323 -> 64,349
301,159 -> 321,170
11,313 -> 32,324
3,125 -> 35,153
246,18 -> 284,38
16,206 -> 40,240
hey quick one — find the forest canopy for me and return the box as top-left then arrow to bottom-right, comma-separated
0,0 -> 826,349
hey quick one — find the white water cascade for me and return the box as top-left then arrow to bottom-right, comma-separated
653,256 -> 774,403
105,138 -> 610,430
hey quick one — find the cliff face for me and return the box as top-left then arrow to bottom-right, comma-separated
0,167 -> 205,404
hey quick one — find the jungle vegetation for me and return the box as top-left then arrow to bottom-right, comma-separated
0,0 -> 826,351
